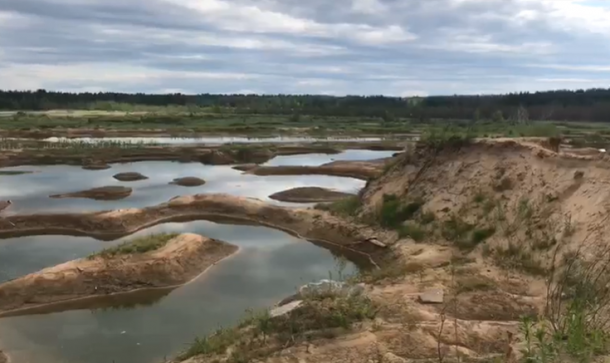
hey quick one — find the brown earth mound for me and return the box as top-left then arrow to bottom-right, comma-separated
0,233 -> 238,316
246,159 -> 391,180
269,187 -> 354,203
82,164 -> 111,170
50,186 -> 132,200
170,177 -> 206,187
0,350 -> 6,363
113,172 -> 148,181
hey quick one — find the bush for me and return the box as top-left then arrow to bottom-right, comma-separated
315,196 -> 362,217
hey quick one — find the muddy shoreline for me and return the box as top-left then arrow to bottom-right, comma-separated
0,234 -> 239,317
269,187 -> 354,203
0,142 -> 403,168
245,159 -> 386,180
0,194 -> 392,263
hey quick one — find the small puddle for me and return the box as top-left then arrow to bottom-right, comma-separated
0,219 -> 362,363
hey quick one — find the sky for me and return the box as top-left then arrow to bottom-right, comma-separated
0,0 -> 609,96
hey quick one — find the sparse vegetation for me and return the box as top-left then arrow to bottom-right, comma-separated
398,222 -> 426,242
88,233 -> 179,259
314,195 -> 362,217
178,290 -> 377,362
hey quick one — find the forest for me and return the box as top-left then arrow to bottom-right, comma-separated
1,88 -> 610,122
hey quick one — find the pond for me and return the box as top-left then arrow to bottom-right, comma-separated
0,149 -> 382,363
0,219 -> 357,363
0,149 -> 394,215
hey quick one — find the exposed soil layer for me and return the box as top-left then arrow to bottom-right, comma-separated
50,186 -> 132,201
0,142 -> 404,169
246,159 -> 390,180
113,172 -> 148,182
0,233 -> 238,316
170,177 -> 206,187
269,187 -> 354,203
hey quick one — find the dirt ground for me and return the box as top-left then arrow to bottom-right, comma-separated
0,233 -> 238,316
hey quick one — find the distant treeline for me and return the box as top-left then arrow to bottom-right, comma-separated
2,88 -> 610,122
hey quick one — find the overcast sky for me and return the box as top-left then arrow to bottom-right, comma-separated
0,0 -> 609,96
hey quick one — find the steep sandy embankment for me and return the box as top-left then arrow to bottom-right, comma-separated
171,139 -> 610,363
0,233 -> 237,316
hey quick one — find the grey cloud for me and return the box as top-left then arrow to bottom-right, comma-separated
0,0 -> 608,94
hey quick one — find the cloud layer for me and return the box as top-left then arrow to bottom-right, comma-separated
1,0 -> 609,95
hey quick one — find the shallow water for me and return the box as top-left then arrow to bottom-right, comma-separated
42,136 -> 386,145
0,150 -> 380,363
0,220 -> 357,363
0,150 -> 392,215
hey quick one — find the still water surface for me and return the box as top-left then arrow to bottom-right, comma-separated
0,150 -> 378,363
0,220 -> 357,363
0,150 -> 394,215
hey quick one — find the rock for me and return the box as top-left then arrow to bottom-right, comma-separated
418,289 -> 444,304
270,300 -> 303,318
0,200 -> 12,213
113,172 -> 148,182
365,237 -> 386,248
232,164 -> 258,172
50,186 -> 132,201
574,171 -> 584,180
170,177 -> 206,187
269,187 -> 355,203
82,164 -> 111,170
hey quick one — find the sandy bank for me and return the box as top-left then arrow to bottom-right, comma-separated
50,186 -> 132,201
244,159 -> 389,180
0,233 -> 238,315
0,194 -> 391,264
269,187 -> 354,203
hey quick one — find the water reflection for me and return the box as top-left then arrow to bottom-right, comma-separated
0,150 -> 393,215
0,220 -> 358,363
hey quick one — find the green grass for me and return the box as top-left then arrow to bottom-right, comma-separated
314,196 -> 362,217
88,233 -> 179,259
178,291 -> 377,362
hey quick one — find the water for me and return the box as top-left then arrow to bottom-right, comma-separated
0,150 -> 378,363
0,220 -> 358,363
41,136 -> 386,145
0,150 -> 393,215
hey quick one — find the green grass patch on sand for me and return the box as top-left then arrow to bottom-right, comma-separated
89,233 -> 179,259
